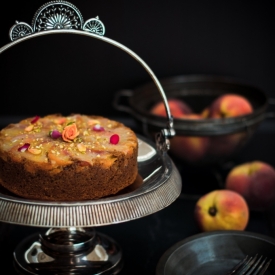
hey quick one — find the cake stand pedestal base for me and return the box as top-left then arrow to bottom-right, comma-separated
13,227 -> 123,275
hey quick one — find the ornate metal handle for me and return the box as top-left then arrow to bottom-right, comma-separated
0,0 -> 175,153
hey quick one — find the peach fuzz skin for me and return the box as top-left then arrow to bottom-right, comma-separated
194,190 -> 249,232
225,161 -> 275,211
169,114 -> 209,162
170,135 -> 209,162
150,98 -> 193,118
208,94 -> 253,118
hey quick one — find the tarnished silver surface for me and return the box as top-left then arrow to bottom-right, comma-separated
0,135 -> 181,227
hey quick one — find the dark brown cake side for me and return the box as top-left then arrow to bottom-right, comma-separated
0,149 -> 138,201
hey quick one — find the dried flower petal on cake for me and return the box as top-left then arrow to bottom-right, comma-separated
31,115 -> 40,124
49,130 -> 62,139
110,134 -> 119,145
93,124 -> 105,131
18,143 -> 30,152
62,122 -> 79,142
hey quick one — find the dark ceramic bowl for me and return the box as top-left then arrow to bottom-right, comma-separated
156,230 -> 275,275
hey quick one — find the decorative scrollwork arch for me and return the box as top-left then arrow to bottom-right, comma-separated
9,1 -> 105,42
83,17 -> 105,36
31,1 -> 84,32
9,21 -> 33,41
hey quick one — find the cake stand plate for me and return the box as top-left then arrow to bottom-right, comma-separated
0,135 -> 182,274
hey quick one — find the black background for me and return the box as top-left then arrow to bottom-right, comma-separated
1,0 -> 275,118
1,2 -> 275,274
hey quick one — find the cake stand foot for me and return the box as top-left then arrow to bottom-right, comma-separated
13,227 -> 123,275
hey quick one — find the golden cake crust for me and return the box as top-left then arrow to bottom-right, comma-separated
0,114 -> 138,201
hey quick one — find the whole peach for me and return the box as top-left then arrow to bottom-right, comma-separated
194,190 -> 249,232
225,161 -> 275,211
208,94 -> 253,118
170,135 -> 209,163
150,98 -> 193,118
169,114 -> 209,163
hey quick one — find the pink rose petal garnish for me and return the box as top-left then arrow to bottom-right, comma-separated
49,130 -> 62,139
110,134 -> 119,145
18,143 -> 30,152
93,124 -> 105,131
31,115 -> 40,124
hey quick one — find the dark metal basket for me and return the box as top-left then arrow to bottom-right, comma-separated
114,74 -> 272,165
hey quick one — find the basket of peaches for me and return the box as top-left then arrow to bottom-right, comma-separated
114,75 -> 270,166
151,93 -> 259,165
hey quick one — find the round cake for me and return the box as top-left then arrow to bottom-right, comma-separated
0,114 -> 138,201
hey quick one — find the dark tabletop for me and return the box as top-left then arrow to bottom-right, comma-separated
0,117 -> 275,275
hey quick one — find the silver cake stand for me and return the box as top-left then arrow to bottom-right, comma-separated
0,2 -> 182,274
